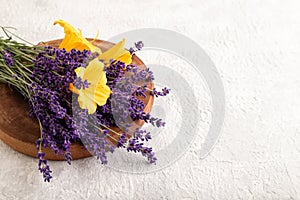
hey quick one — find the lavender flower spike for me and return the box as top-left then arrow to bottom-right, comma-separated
37,152 -> 52,182
2,49 -> 14,66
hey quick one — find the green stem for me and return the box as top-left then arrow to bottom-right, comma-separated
87,121 -> 119,142
0,26 -> 36,46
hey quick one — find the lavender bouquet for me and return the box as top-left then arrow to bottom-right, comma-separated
0,20 -> 169,182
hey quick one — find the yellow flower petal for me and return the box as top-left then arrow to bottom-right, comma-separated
83,84 -> 111,106
71,58 -> 111,114
77,91 -> 97,114
99,39 -> 132,65
74,67 -> 86,78
54,20 -> 132,65
82,59 -> 105,85
94,84 -> 111,106
54,20 -> 101,54
82,59 -> 111,107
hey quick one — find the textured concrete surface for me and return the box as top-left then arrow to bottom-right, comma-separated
1,0 -> 300,199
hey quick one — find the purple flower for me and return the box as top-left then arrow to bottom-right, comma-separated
128,41 -> 144,53
64,151 -> 72,165
126,138 -> 157,164
74,77 -> 90,90
135,41 -> 144,51
2,49 -> 14,66
37,151 -> 52,182
135,84 -> 147,98
117,133 -> 127,147
128,47 -> 135,54
151,87 -> 170,97
133,128 -> 148,141
30,47 -> 92,175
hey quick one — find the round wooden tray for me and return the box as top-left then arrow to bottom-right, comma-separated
0,39 -> 154,160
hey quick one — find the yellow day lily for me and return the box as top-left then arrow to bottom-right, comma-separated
54,20 -> 132,65
69,58 -> 111,114
98,38 -> 132,65
54,20 -> 133,113
53,20 -> 101,54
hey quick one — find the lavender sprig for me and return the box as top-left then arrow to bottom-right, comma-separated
129,41 -> 144,54
37,151 -> 52,182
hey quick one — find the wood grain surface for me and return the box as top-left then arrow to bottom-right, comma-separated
0,39 -> 154,160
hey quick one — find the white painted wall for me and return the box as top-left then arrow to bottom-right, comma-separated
0,0 -> 300,199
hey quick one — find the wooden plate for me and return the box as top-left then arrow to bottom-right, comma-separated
0,39 -> 154,160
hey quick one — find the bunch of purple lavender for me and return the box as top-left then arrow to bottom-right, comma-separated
0,29 -> 170,182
